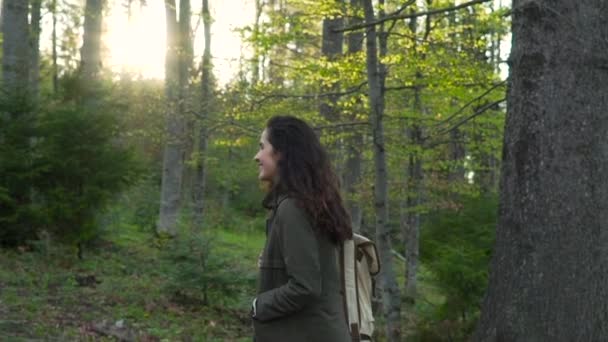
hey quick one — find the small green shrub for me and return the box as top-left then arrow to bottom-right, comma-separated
33,107 -> 142,248
418,193 -> 497,340
1,102 -> 142,249
161,229 -> 256,307
0,107 -> 43,246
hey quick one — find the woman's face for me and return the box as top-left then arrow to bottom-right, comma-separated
254,129 -> 279,183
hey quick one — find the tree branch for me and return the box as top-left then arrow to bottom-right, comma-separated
335,0 -> 492,33
313,121 -> 369,131
434,98 -> 506,137
433,80 -> 506,127
252,81 -> 368,106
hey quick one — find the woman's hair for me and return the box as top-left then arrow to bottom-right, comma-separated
263,115 -> 353,243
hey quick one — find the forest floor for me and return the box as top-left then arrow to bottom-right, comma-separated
0,224 -> 264,341
0,220 -> 446,341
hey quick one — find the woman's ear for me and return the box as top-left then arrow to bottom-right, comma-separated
272,151 -> 282,162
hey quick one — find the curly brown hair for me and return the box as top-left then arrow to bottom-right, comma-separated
262,115 -> 353,243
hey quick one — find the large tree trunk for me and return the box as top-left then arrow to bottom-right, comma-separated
192,0 -> 212,229
474,1 -> 608,340
29,0 -> 42,101
80,0 -> 103,83
362,0 -> 401,340
158,0 -> 186,236
2,0 -> 30,99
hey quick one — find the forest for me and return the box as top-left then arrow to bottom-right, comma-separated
2,0 -> 607,341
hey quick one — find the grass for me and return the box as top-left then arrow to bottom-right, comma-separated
0,221 -> 266,341
0,209 -> 460,341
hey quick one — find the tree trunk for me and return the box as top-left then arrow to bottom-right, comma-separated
158,0 -> 186,236
251,0 -> 263,84
51,0 -> 59,94
319,0 -> 343,122
404,151 -> 422,301
192,0 -> 212,229
343,0 -> 364,233
2,0 -> 30,100
447,128 -> 466,183
401,9 -> 428,306
474,1 -> 608,340
403,90 -> 423,303
362,0 -> 401,340
29,0 -> 42,101
475,132 -> 500,193
179,0 -> 194,203
80,0 -> 103,83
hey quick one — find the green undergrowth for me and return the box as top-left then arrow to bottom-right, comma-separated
0,223 -> 265,341
0,209 -> 477,341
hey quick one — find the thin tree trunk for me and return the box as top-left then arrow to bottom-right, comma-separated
319,0 -> 343,122
222,148 -> 232,210
80,0 -> 103,83
475,129 -> 500,193
192,0 -> 212,229
51,0 -> 58,94
251,0 -> 263,84
401,8 -> 429,306
267,0 -> 286,84
2,0 -> 30,100
448,128 -> 466,183
179,0 -> 194,203
319,0 -> 344,183
404,81 -> 423,302
29,0 -> 42,102
343,0 -> 364,234
362,0 -> 401,340
474,1 -> 608,340
404,151 -> 422,300
158,0 -> 185,236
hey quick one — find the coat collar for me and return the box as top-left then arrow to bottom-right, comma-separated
262,187 -> 288,210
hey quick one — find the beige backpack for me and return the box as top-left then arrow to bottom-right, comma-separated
341,233 -> 381,341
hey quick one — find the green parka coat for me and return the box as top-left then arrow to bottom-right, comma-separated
252,196 -> 351,342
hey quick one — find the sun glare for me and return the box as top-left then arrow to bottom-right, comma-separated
104,0 -> 256,84
105,3 -> 167,79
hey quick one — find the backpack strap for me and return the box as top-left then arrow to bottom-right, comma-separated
342,238 -> 361,341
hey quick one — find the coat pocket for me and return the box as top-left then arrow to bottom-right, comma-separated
258,258 -> 288,292
260,258 -> 285,269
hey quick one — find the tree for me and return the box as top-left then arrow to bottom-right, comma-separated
80,0 -> 104,84
402,6 -> 426,304
362,0 -> 401,340
250,0 -> 264,84
50,0 -> 59,94
158,0 -> 191,236
29,0 -> 43,101
319,0 -> 343,122
192,0 -> 213,228
2,0 -> 30,99
474,1 -> 608,340
343,0 -> 364,233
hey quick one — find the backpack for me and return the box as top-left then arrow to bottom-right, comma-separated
340,233 -> 381,342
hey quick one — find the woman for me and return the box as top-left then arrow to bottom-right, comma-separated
251,115 -> 352,342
